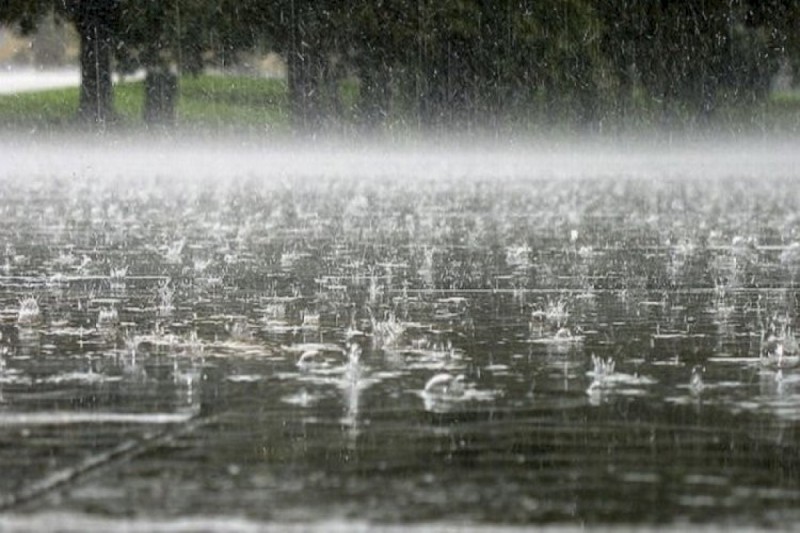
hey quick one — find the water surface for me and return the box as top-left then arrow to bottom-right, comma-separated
1,142 -> 800,528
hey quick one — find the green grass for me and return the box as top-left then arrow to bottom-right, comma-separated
177,75 -> 289,131
2,73 -> 800,135
0,74 -> 291,133
0,85 -> 81,128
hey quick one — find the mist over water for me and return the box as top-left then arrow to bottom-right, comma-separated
2,136 -> 800,529
3,135 -> 800,183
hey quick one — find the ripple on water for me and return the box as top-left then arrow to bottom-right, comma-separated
3,163 -> 800,525
37,371 -> 123,385
226,374 -> 264,383
281,389 -> 328,407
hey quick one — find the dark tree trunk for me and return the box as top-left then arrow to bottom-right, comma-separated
418,41 -> 447,130
574,55 -> 597,129
73,3 -> 115,125
288,50 -> 322,132
358,54 -> 391,130
287,0 -> 322,132
143,68 -> 178,127
616,66 -> 633,129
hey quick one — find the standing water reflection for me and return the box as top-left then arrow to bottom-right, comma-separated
0,144 -> 800,528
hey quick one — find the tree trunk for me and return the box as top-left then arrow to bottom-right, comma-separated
74,4 -> 115,125
359,54 -> 391,130
287,0 -> 322,132
288,49 -> 322,132
144,68 -> 178,127
418,41 -> 446,130
575,55 -> 597,130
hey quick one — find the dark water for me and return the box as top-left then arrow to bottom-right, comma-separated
2,146 -> 800,529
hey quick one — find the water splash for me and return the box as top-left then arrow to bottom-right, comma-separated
157,280 -> 175,316
17,296 -> 41,326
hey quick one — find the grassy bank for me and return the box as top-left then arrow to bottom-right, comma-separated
1,73 -> 800,136
0,74 -> 291,133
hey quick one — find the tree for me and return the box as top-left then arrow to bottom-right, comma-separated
108,1 -> 277,126
375,0 -> 604,130
3,0 -> 799,132
112,2 -> 183,125
596,0 -> 793,127
1,0 -> 119,125
342,0 -> 422,130
67,0 -> 119,124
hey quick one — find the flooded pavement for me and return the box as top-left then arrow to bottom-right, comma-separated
1,142 -> 800,529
